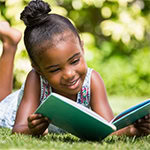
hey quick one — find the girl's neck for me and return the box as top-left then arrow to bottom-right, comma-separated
51,88 -> 77,101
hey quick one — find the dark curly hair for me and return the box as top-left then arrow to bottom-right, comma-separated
20,0 -> 81,65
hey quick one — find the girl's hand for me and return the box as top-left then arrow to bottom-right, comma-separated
28,114 -> 51,136
113,114 -> 150,136
133,114 -> 150,135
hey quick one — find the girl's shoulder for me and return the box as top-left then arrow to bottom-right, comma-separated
90,69 -> 104,86
85,68 -> 103,88
27,69 -> 48,97
90,69 -> 107,103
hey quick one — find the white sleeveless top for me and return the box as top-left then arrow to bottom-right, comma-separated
40,68 -> 93,108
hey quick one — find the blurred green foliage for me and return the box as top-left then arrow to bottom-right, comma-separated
0,0 -> 150,96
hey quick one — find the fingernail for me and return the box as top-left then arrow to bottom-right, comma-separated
38,114 -> 42,117
45,117 -> 49,120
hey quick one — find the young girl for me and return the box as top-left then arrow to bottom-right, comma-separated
0,0 -> 150,138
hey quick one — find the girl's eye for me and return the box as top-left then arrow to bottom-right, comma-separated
49,68 -> 60,73
71,58 -> 80,64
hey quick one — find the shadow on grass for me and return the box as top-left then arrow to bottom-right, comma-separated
39,133 -> 99,143
0,128 -> 101,143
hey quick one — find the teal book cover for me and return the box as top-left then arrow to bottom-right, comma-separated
111,99 -> 150,130
35,93 -> 150,140
35,93 -> 116,141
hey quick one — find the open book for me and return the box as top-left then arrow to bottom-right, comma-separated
34,93 -> 150,141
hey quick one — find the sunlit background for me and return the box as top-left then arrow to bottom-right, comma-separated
0,0 -> 150,97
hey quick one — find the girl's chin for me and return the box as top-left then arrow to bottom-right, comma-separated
55,88 -> 81,99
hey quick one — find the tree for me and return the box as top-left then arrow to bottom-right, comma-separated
1,0 -> 150,96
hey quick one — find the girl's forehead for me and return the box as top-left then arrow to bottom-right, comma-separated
38,35 -> 82,66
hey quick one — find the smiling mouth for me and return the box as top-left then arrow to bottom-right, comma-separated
63,78 -> 80,87
67,79 -> 78,86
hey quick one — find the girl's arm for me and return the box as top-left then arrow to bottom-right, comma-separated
90,70 -> 135,136
90,70 -> 114,121
112,115 -> 150,136
12,69 -> 49,135
90,70 -> 150,136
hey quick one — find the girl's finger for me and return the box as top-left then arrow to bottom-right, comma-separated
28,114 -> 43,122
135,118 -> 150,124
136,126 -> 150,134
28,117 -> 50,129
135,122 -> 150,129
144,115 -> 148,120
30,122 -> 49,135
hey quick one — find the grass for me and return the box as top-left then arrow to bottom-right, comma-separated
0,96 -> 150,150
1,128 -> 150,150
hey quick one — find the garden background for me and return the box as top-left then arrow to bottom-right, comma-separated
1,0 -> 150,97
1,0 -> 150,98
1,0 -> 150,149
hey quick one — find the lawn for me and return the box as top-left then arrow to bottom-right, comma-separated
0,96 -> 150,150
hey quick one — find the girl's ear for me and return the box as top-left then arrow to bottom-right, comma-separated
31,61 -> 43,76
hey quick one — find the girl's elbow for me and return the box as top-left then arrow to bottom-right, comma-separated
12,125 -> 21,134
12,125 -> 30,135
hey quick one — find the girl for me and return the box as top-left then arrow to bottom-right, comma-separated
0,0 -> 150,138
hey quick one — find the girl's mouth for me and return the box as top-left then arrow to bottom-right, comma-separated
64,78 -> 80,90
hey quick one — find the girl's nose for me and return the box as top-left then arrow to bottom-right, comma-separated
63,68 -> 75,81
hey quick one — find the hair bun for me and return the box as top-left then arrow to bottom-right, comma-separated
20,0 -> 51,27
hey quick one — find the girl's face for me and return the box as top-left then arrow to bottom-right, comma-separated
37,33 -> 87,100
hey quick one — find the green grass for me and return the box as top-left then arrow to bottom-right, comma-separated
0,96 -> 150,150
1,128 -> 150,150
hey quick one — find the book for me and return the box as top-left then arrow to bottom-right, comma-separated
34,93 -> 150,141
